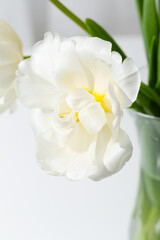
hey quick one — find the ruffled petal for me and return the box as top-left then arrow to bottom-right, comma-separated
63,122 -> 95,153
112,58 -> 141,108
71,36 -> 112,63
37,129 -> 97,180
66,88 -> 94,112
30,109 -> 53,136
79,102 -> 107,135
104,128 -> 133,174
52,109 -> 75,129
90,124 -> 112,181
37,130 -> 73,175
16,72 -> 65,109
84,59 -> 113,95
66,144 -> 97,180
30,32 -> 60,84
108,84 -> 122,139
55,42 -> 94,91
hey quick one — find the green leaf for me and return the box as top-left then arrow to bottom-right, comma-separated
130,100 -> 145,114
159,0 -> 160,26
136,0 -> 144,24
156,34 -> 160,92
140,82 -> 160,107
85,18 -> 126,60
131,81 -> 160,116
148,36 -> 157,88
142,0 -> 159,59
137,91 -> 155,115
138,92 -> 160,116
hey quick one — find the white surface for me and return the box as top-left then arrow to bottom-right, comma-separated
1,36 -> 146,240
0,0 -> 140,50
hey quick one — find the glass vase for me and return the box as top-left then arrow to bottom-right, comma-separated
130,111 -> 160,240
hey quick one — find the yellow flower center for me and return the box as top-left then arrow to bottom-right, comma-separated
74,112 -> 79,122
59,90 -> 111,124
89,91 -> 111,113
93,92 -> 108,112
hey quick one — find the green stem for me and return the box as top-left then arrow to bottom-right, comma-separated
49,0 -> 89,34
24,56 -> 30,59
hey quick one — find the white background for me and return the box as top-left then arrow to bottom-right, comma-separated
0,0 -> 140,49
0,1 -> 147,240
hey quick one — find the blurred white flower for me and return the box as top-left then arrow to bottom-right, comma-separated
16,33 -> 140,181
0,20 -> 23,114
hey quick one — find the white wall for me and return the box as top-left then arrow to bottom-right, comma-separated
47,0 -> 141,36
0,0 -> 141,49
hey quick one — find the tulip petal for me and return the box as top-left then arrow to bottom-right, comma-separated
0,20 -> 22,51
30,109 -> 53,136
31,107 -> 95,153
0,42 -> 22,65
30,32 -> 60,84
63,122 -> 95,153
55,45 -> 94,91
16,73 -> 65,109
66,147 -> 97,180
90,124 -> 112,181
37,130 -> 73,175
108,84 -> 122,138
0,61 -> 18,89
85,59 -> 113,95
104,129 -> 133,174
0,20 -> 22,114
0,87 -> 16,114
52,110 -> 75,130
66,88 -> 94,112
111,51 -> 122,64
0,42 -> 22,90
112,58 -> 141,107
37,129 -> 97,180
79,102 -> 106,135
71,36 -> 112,61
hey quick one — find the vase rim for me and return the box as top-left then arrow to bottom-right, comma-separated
130,109 -> 160,121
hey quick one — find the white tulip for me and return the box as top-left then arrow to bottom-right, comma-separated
16,33 -> 140,181
0,20 -> 23,113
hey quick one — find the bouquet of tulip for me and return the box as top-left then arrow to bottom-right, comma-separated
1,0 -> 160,239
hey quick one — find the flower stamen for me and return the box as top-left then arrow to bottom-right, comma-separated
74,112 -> 79,122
